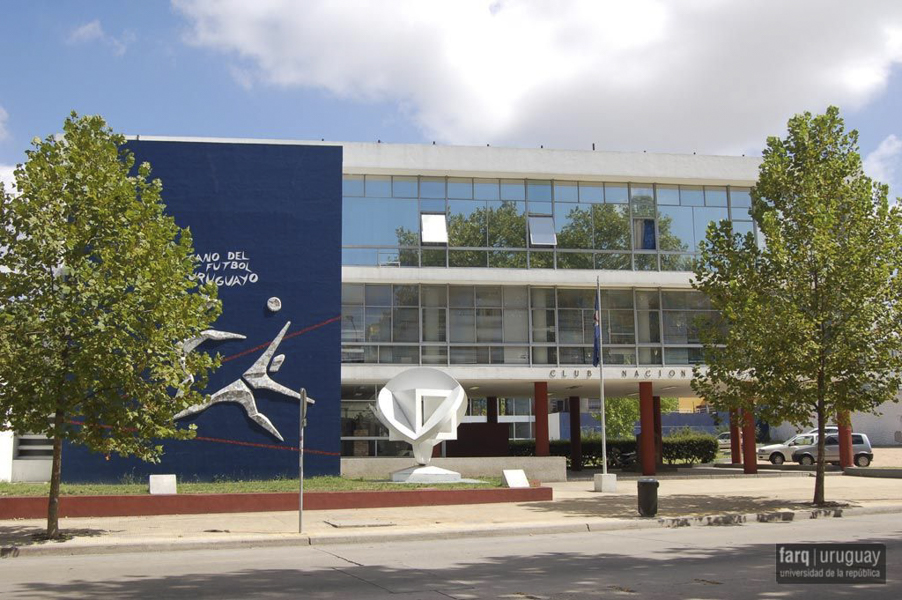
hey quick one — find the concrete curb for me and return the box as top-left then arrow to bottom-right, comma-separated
4,502 -> 902,559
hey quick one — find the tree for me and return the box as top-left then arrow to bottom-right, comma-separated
692,106 -> 902,505
0,113 -> 221,537
592,396 -> 678,438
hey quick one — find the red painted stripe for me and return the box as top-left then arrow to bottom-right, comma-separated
221,315 -> 341,363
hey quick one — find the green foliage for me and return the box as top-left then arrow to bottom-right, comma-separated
692,106 -> 902,503
0,112 -> 221,461
590,396 -> 678,438
509,432 -> 716,467
660,434 -> 718,464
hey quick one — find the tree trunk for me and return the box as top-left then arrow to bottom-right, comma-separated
813,394 -> 826,506
46,410 -> 64,538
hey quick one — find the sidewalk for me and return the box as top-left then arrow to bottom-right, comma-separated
3,475 -> 901,557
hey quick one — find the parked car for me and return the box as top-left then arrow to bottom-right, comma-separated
804,426 -> 839,435
716,431 -> 732,450
757,433 -> 818,465
790,433 -> 873,467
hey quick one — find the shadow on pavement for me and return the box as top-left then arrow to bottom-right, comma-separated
0,524 -> 105,548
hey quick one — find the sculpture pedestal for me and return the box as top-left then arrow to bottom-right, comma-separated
391,465 -> 462,483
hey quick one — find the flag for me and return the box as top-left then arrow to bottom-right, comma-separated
592,289 -> 601,367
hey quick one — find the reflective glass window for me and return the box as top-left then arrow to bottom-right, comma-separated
579,182 -> 604,203
558,288 -> 594,309
420,177 -> 445,199
365,175 -> 391,197
530,288 -> 556,309
531,309 -> 556,342
656,184 -> 679,205
449,286 -> 474,307
342,248 -> 378,266
603,347 -> 636,365
705,186 -> 728,207
379,346 -> 419,364
475,286 -> 502,307
421,213 -> 448,244
596,253 -> 631,270
422,308 -> 446,342
528,202 -> 553,216
343,197 -> 418,246
532,346 -> 558,365
557,253 -> 594,269
501,346 -> 529,364
474,178 -> 500,200
342,283 -> 365,305
605,183 -> 629,203
630,185 -> 655,217
476,308 -> 503,342
393,285 -> 418,306
608,310 -> 635,344
365,307 -> 391,341
693,207 -> 729,246
503,286 -> 528,308
449,309 -> 475,342
680,185 -> 704,206
448,177 -> 473,199
660,254 -> 696,271
392,308 -> 419,342
661,291 -> 711,309
420,199 -> 445,212
392,176 -> 417,198
503,309 -> 528,342
635,290 -> 660,310
422,346 -> 447,364
664,347 -> 704,365
501,179 -> 526,200
529,216 -> 557,246
601,289 -> 634,309
638,347 -> 663,365
593,204 -> 631,250
529,251 -> 554,268
558,309 -> 586,343
489,250 -> 527,268
554,181 -> 578,202
448,200 -> 487,247
560,346 -> 592,365
731,220 -> 754,238
421,249 -> 446,267
342,306 -> 364,342
634,254 -> 658,271
555,204 -> 593,249
730,187 -> 752,208
657,206 -> 695,252
636,310 -> 660,343
449,249 -> 487,267
365,284 -> 391,306
342,175 -> 364,196
450,346 -> 480,364
527,180 -> 552,201
487,201 -> 526,247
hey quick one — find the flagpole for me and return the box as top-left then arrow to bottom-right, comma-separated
596,276 -> 608,475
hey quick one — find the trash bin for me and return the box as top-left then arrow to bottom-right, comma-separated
637,477 -> 659,517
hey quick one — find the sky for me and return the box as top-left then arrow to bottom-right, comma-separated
1,0 -> 901,200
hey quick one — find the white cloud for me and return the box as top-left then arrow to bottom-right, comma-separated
0,163 -> 15,193
172,0 -> 902,155
67,19 -> 135,56
864,134 -> 902,201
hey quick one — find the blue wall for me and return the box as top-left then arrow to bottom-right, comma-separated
62,140 -> 343,482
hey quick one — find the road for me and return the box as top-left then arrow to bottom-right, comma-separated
0,513 -> 899,599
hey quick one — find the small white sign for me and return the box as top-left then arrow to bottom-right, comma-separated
149,474 -> 177,495
502,469 -> 530,488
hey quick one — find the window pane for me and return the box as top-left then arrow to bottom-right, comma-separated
638,347 -> 663,365
556,204 -> 593,249
342,306 -> 364,342
449,285 -> 474,307
532,346 -> 557,364
656,184 -> 679,205
365,284 -> 391,306
422,346 -> 447,365
558,288 -> 594,309
474,178 -> 500,200
636,310 -> 660,343
630,185 -> 655,217
680,185 -> 704,206
657,206 -> 695,252
609,310 -> 635,344
664,347 -> 704,365
475,286 -> 502,307
633,219 -> 657,250
705,186 -> 728,207
730,187 -> 752,208
579,182 -> 604,203
531,309 -> 556,342
392,176 -> 417,198
450,346 -> 483,364
420,177 -> 445,198
364,175 -> 391,197
489,250 -> 527,268
529,251 -> 554,268
557,253 -> 594,269
593,204 -> 631,250
421,213 -> 448,244
527,180 -> 552,201
558,309 -> 585,343
342,175 -> 364,196
503,308 -> 528,342
340,345 -> 365,363
603,347 -> 636,365
449,308 -> 475,342
635,290 -> 660,310
528,202 -> 553,216
343,197 -> 419,246
531,288 -> 555,308
392,308 -> 419,342
365,306 -> 391,341
341,401 -> 387,437
596,253 -> 631,270
449,249 -> 487,267
487,201 -> 526,247
694,207 -> 730,246
476,308 -> 503,342
501,346 -> 529,364
605,183 -> 629,203
448,200 -> 487,247
660,254 -> 696,271
421,249 -> 446,267
422,308 -> 446,341
503,286 -> 528,308
529,216 -> 557,246
447,177 -> 473,199
602,290 -> 634,309
342,283 -> 365,305
560,346 -> 592,364
635,253 -> 658,270
379,345 -> 418,364
554,181 -> 578,202
731,220 -> 754,238
501,179 -> 526,200
342,248 -> 378,266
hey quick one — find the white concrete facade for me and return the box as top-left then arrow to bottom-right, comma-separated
769,395 -> 902,447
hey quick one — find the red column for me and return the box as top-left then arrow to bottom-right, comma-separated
729,409 -> 742,465
486,396 -> 498,424
534,382 -> 549,457
653,395 -> 663,465
639,382 -> 655,476
741,408 -> 758,474
838,411 -> 853,468
569,396 -> 582,471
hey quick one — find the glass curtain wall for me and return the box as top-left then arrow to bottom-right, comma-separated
343,175 -> 755,271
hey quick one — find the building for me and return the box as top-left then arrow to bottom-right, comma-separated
2,139 -> 900,482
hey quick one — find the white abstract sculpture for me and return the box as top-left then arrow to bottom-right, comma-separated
373,368 -> 468,474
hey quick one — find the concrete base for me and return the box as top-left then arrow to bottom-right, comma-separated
594,473 -> 618,493
343,456 -> 567,482
149,474 -> 177,495
391,465 -> 462,484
